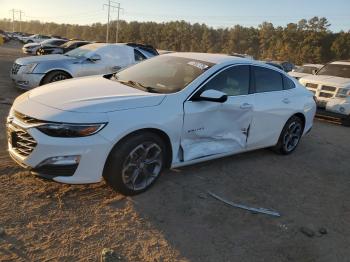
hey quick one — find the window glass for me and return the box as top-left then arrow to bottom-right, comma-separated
203,65 -> 250,96
283,75 -> 295,90
254,66 -> 283,93
134,50 -> 146,62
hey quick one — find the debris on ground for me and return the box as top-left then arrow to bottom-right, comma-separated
319,227 -> 328,235
0,98 -> 12,106
207,191 -> 281,217
101,248 -> 122,262
300,226 -> 315,237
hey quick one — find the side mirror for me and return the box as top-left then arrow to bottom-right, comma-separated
312,69 -> 317,75
196,89 -> 228,103
88,54 -> 101,62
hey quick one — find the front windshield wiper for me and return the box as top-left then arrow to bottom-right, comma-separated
116,79 -> 159,93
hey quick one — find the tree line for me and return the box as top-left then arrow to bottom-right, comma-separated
1,16 -> 350,64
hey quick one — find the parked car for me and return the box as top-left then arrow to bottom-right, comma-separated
265,61 -> 295,72
20,34 -> 52,44
289,64 -> 324,80
10,43 -> 158,89
7,53 -> 316,195
299,61 -> 350,126
0,30 -> 10,42
37,40 -> 91,55
22,39 -> 68,55
263,61 -> 285,71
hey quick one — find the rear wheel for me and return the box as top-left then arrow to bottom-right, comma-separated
103,132 -> 166,195
41,71 -> 71,85
273,116 -> 304,155
36,48 -> 44,56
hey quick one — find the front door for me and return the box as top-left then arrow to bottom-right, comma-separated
180,65 -> 254,161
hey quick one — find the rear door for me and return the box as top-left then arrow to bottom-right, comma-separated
180,65 -> 254,161
248,66 -> 297,149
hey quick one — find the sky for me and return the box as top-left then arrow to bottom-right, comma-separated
0,0 -> 350,32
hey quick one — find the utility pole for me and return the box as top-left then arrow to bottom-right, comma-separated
18,10 -> 24,32
103,0 -> 119,43
115,3 -> 123,43
9,9 -> 16,32
9,9 -> 24,32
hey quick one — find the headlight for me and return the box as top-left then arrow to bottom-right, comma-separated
336,88 -> 350,98
22,63 -> 38,74
37,123 -> 107,137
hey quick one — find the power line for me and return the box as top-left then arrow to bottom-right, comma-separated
9,9 -> 24,32
103,0 -> 120,43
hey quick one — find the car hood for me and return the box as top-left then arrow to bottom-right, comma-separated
23,43 -> 40,48
300,75 -> 350,87
28,75 -> 166,113
15,54 -> 76,65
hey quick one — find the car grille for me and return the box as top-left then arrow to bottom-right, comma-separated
11,63 -> 22,75
319,92 -> 333,98
7,124 -> 37,157
14,111 -> 43,125
305,83 -> 318,89
321,85 -> 336,92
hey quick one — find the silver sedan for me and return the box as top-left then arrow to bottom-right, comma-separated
10,43 -> 158,90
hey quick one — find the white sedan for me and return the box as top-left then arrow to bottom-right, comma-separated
7,53 -> 316,195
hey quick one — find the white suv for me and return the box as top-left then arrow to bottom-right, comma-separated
299,61 -> 350,126
7,53 -> 316,195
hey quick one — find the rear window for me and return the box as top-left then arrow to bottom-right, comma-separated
283,76 -> 295,90
253,66 -> 283,93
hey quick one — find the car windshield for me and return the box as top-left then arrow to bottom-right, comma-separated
41,39 -> 58,45
317,64 -> 350,78
113,56 -> 215,94
295,66 -> 317,74
64,44 -> 99,58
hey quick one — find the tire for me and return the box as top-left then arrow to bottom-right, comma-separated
341,116 -> 350,127
103,132 -> 166,196
36,48 -> 44,56
41,71 -> 71,85
273,116 -> 304,155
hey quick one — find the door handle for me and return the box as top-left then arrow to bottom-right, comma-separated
282,98 -> 290,104
240,103 -> 253,109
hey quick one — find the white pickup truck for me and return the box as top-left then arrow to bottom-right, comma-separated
299,61 -> 350,126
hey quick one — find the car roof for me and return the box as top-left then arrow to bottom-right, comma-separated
331,61 -> 350,65
303,63 -> 324,68
164,52 -> 251,64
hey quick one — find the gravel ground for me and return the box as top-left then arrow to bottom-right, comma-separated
0,41 -> 350,262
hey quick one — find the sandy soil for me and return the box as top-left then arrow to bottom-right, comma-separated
0,41 -> 350,262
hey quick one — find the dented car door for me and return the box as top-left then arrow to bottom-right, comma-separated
180,65 -> 254,161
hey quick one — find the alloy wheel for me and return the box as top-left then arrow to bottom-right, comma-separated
122,142 -> 163,191
282,121 -> 302,152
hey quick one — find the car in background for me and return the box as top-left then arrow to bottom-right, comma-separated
289,64 -> 324,80
263,61 -> 285,71
10,43 -> 158,89
7,53 -> 316,195
22,39 -> 68,55
265,60 -> 295,72
299,61 -> 350,126
37,40 -> 91,55
20,34 -> 52,44
0,30 -> 10,42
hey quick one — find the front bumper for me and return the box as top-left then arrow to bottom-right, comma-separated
10,72 -> 45,90
7,122 -> 112,184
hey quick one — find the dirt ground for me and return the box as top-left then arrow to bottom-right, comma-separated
0,41 -> 350,262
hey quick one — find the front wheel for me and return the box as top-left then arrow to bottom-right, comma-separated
41,71 -> 71,85
273,116 -> 304,155
103,132 -> 166,195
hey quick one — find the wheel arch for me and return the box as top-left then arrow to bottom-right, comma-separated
106,128 -> 173,169
39,69 -> 73,86
293,112 -> 306,132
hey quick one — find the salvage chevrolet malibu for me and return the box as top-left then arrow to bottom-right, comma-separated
7,53 -> 316,195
